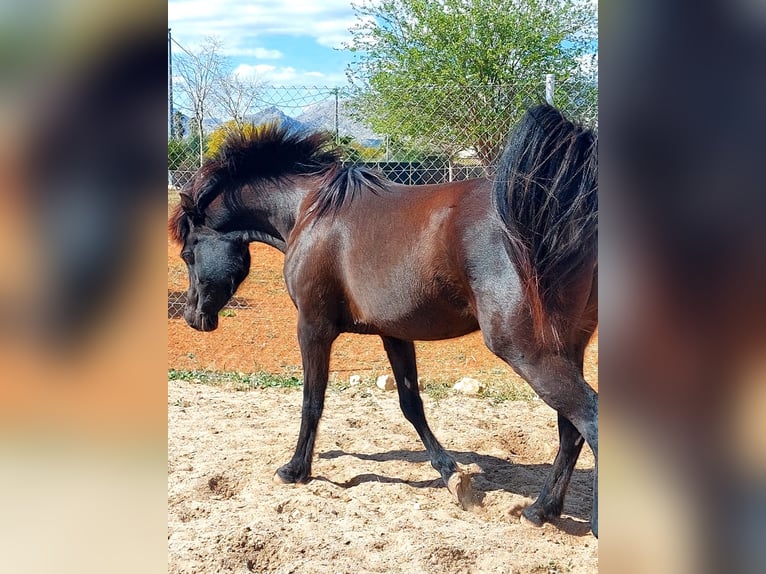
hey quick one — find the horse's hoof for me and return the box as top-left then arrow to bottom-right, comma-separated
274,464 -> 309,485
273,472 -> 290,485
520,511 -> 545,528
520,505 -> 547,527
447,471 -> 473,510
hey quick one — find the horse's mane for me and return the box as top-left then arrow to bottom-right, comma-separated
169,122 -> 389,243
310,163 -> 389,218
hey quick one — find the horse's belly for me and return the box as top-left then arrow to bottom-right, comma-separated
386,314 -> 480,341
347,292 -> 479,341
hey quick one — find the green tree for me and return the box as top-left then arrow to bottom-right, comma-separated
337,135 -> 364,163
168,139 -> 198,171
346,0 -> 597,165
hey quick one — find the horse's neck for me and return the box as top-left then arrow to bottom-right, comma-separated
242,229 -> 287,252
238,182 -> 307,253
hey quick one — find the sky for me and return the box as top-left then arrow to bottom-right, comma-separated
168,0 -> 361,87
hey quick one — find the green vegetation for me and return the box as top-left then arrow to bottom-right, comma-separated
421,380 -> 453,401
168,368 -> 535,403
168,138 -> 198,171
482,382 -> 536,404
168,369 -> 302,391
347,0 -> 597,164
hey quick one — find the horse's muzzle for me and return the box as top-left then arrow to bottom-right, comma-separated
183,308 -> 219,332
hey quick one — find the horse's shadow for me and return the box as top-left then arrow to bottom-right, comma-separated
316,448 -> 593,536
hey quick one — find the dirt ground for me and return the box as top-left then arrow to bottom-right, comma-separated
168,206 -> 598,572
168,379 -> 597,574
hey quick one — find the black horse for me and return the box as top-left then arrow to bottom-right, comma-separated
170,104 -> 598,536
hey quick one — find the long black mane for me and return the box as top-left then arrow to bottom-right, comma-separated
170,123 -> 388,242
310,163 -> 388,218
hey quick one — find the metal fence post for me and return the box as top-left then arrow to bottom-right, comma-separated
333,88 -> 340,144
545,74 -> 555,105
168,28 -> 174,139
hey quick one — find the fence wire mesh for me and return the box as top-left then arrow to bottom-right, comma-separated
168,78 -> 597,318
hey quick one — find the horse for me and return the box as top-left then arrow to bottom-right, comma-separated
169,104 -> 599,536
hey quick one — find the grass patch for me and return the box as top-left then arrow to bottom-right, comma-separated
420,378 -> 535,403
168,369 -> 302,391
168,367 -> 537,403
421,380 -> 453,401
468,368 -> 536,403
483,384 -> 536,404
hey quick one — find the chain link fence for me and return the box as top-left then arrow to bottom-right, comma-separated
168,78 -> 597,317
168,77 -> 596,188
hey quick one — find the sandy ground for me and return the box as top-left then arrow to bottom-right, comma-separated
168,379 -> 597,574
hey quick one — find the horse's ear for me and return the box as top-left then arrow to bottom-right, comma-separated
179,192 -> 204,224
179,192 -> 195,213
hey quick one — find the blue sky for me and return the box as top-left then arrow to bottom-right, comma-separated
168,0 -> 361,86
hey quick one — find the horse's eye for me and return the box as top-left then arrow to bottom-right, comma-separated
181,250 -> 194,265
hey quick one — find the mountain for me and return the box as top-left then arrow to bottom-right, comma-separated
297,99 -> 382,147
243,106 -> 309,134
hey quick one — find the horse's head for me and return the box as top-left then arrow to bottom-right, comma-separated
170,124 -> 342,330
172,194 -> 250,332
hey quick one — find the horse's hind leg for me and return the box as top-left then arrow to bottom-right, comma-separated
381,336 -> 471,507
522,319 -> 597,531
514,354 -> 598,537
485,324 -> 598,535
521,414 -> 585,526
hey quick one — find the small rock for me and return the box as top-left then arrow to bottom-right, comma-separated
349,374 -> 361,386
453,376 -> 485,395
417,377 -> 424,391
376,374 -> 396,391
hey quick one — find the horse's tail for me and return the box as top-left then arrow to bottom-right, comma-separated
493,104 -> 598,349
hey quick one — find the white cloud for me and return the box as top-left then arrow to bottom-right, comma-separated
310,16 -> 360,48
169,0 -> 358,49
232,64 -> 344,87
225,47 -> 283,60
233,64 -> 277,78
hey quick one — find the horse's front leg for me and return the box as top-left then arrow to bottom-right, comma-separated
274,319 -> 335,484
